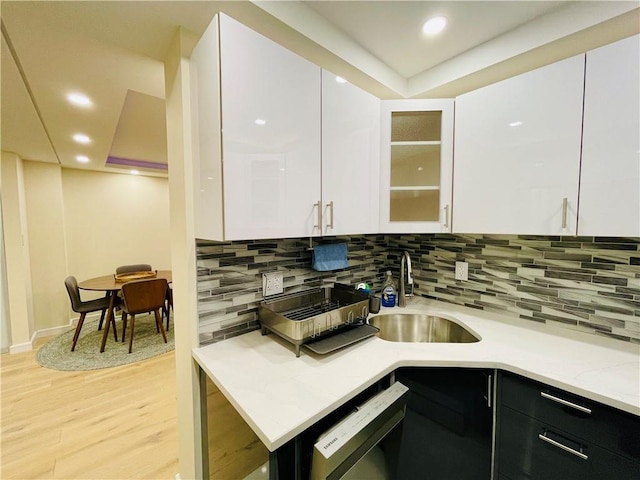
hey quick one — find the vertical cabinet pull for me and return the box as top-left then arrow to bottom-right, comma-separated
487,374 -> 492,408
313,201 -> 322,232
443,204 -> 450,229
540,391 -> 592,414
538,431 -> 588,460
561,197 -> 568,229
326,201 -> 334,229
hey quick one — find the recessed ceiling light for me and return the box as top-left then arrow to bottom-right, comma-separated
72,133 -> 91,144
335,76 -> 348,84
255,118 -> 267,126
67,92 -> 92,107
130,170 -> 139,175
422,16 -> 447,36
75,155 -> 89,163
509,121 -> 523,127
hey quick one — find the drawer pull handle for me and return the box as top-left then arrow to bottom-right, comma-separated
540,392 -> 592,414
538,432 -> 588,460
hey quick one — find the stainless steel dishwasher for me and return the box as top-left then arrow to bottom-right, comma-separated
310,382 -> 409,480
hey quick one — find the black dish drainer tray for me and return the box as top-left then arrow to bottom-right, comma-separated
303,323 -> 379,355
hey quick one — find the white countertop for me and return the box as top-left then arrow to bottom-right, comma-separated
193,298 -> 640,451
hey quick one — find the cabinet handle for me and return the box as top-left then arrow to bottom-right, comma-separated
487,374 -> 492,408
561,197 -> 568,229
538,432 -> 588,460
313,201 -> 321,231
443,204 -> 450,229
326,201 -> 334,229
540,391 -> 592,414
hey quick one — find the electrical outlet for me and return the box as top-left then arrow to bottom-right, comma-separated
455,261 -> 469,281
263,271 -> 284,296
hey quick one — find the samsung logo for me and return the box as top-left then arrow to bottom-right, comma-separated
322,437 -> 339,450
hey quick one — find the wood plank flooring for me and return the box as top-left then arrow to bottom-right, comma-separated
1,337 -> 178,479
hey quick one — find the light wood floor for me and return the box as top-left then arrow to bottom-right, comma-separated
1,337 -> 178,479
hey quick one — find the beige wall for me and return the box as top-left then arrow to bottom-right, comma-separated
61,168 -> 171,286
1,152 -> 35,350
22,161 -> 67,331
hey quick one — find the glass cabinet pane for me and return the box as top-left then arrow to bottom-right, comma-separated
390,144 -> 441,187
389,111 -> 443,222
391,111 -> 442,142
390,190 -> 440,221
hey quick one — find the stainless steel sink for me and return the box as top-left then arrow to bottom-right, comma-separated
368,314 -> 479,343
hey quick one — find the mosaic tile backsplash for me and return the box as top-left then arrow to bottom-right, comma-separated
196,236 -> 388,345
388,235 -> 640,343
196,235 -> 640,345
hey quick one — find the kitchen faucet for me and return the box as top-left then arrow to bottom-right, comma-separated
399,251 -> 414,307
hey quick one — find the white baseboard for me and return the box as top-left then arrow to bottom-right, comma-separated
7,311 -> 105,354
9,341 -> 33,354
34,324 -> 73,340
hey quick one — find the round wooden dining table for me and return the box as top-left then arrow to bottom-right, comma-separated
79,270 -> 172,352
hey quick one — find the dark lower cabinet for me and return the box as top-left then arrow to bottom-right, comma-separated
270,369 -> 639,480
496,372 -> 640,480
394,368 -> 494,480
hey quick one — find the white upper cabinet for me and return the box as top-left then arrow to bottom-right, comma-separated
192,14 -> 321,242
579,34 -> 640,236
321,70 -> 380,235
453,55 -> 585,235
379,99 -> 454,233
191,15 -> 381,241
219,14 -> 321,241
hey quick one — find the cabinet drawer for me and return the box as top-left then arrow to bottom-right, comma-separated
498,407 -> 640,480
500,372 -> 640,461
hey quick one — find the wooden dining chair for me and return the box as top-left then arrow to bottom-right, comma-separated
92,265 -> 152,332
120,278 -> 168,354
64,276 -> 118,351
109,264 -> 153,331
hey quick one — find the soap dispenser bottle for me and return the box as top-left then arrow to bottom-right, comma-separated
381,271 -> 397,307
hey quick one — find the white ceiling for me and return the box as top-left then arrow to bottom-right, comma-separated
1,1 -> 638,177
305,1 -> 566,78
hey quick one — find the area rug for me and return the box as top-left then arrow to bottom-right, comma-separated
36,315 -> 175,371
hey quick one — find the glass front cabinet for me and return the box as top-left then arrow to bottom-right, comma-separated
379,99 -> 454,233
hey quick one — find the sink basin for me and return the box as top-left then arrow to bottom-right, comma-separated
368,314 -> 479,343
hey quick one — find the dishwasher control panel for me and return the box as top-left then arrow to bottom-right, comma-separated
315,382 -> 409,458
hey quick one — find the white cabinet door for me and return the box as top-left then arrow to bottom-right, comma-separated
321,70 -> 380,235
379,99 -> 454,233
191,15 -> 223,241
453,55 -> 585,235
219,14 -> 321,241
579,34 -> 640,236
